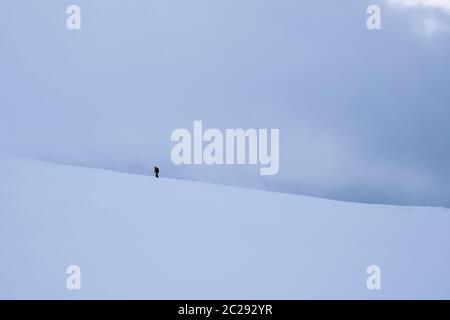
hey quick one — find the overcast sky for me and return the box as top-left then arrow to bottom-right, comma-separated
1,0 -> 449,207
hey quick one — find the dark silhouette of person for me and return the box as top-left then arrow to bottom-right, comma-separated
154,166 -> 159,178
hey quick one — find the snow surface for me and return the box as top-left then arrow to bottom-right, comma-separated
0,155 -> 449,299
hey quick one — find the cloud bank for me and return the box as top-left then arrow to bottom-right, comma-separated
388,0 -> 450,36
1,1 -> 450,207
389,0 -> 450,13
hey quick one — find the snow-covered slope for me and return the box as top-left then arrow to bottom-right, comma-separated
0,155 -> 449,299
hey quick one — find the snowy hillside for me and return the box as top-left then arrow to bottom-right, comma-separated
0,155 -> 449,299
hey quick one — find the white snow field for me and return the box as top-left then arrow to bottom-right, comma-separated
0,155 -> 449,299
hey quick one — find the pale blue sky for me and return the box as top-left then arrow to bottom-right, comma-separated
1,0 -> 449,206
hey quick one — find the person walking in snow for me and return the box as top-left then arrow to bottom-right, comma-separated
154,166 -> 159,178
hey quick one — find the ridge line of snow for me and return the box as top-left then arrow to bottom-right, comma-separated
1,154 -> 448,210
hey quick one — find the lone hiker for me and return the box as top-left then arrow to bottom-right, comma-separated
154,166 -> 159,178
